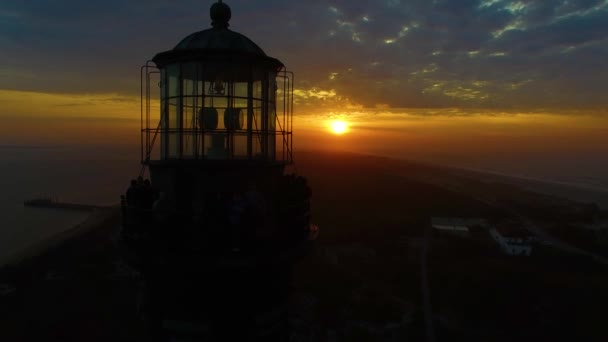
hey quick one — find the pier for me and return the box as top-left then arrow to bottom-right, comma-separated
23,198 -> 103,212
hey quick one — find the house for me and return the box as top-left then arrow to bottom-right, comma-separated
431,217 -> 485,237
489,224 -> 532,256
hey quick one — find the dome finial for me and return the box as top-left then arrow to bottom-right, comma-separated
210,0 -> 231,29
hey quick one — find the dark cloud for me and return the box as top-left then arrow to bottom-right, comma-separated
0,0 -> 607,108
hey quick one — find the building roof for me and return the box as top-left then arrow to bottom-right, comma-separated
432,217 -> 484,230
174,28 -> 267,56
175,1 -> 265,55
152,1 -> 282,69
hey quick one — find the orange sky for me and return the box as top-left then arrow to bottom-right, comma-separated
1,90 -> 140,145
296,108 -> 608,164
2,90 -> 608,174
1,1 -> 607,192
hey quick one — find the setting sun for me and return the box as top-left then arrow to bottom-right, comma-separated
329,120 -> 349,135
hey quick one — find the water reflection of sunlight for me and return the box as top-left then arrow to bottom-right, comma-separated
328,120 -> 348,135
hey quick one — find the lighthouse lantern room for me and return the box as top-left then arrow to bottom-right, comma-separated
139,0 -> 294,205
145,1 -> 292,164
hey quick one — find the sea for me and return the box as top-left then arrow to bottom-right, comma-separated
0,145 -> 140,264
2,143 -> 608,265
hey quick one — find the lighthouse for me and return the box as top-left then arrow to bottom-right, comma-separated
121,1 -> 315,340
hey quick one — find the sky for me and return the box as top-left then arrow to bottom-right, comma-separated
1,0 -> 608,183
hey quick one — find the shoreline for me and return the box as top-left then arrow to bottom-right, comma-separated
444,167 -> 608,209
0,204 -> 121,268
2,151 -> 606,270
296,150 -> 608,209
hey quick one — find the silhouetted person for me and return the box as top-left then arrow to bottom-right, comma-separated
126,179 -> 138,206
120,195 -> 128,222
130,176 -> 145,209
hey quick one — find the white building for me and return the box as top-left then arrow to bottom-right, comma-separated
489,226 -> 532,256
431,217 -> 485,237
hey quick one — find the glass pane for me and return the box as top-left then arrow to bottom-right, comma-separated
164,64 -> 181,160
205,95 -> 228,116
269,73 -> 277,160
268,72 -> 277,105
182,75 -> 196,159
233,134 -> 248,158
181,62 -> 199,83
253,80 -> 263,100
268,105 -> 276,161
234,82 -> 248,98
168,99 -> 180,158
233,97 -> 248,111
168,64 -> 179,97
160,69 -> 167,159
252,101 -> 262,132
252,133 -> 262,159
206,133 -> 227,159
183,131 -> 195,158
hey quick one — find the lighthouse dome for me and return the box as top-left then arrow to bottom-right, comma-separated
173,0 -> 266,56
174,28 -> 266,56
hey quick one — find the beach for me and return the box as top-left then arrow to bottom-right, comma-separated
1,205 -> 120,267
0,204 -> 145,341
0,147 -> 140,267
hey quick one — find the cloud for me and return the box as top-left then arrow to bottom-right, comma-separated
0,0 -> 607,109
0,89 -> 141,119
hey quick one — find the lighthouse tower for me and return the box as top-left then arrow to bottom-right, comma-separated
121,1 -> 315,340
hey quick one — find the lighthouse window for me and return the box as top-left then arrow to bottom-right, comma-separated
234,82 -> 248,98
252,80 -> 261,99
160,68 -> 167,159
168,98 -> 180,159
149,62 -> 292,162
163,64 -> 181,159
268,105 -> 276,161
181,65 -> 198,159
268,83 -> 278,161
233,135 -> 248,158
167,64 -> 180,98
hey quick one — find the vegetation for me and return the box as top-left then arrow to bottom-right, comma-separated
3,151 -> 607,340
293,151 -> 608,340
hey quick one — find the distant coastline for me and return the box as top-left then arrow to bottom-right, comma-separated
297,150 -> 608,209
0,205 -> 120,267
442,166 -> 608,209
23,198 -> 103,212
447,165 -> 608,193
0,145 -> 46,149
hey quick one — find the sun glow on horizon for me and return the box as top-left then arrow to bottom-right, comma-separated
328,120 -> 349,135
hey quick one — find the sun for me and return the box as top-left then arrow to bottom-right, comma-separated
329,120 -> 349,135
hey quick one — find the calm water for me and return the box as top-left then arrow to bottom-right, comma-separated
0,146 -> 140,264
1,142 -> 607,264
